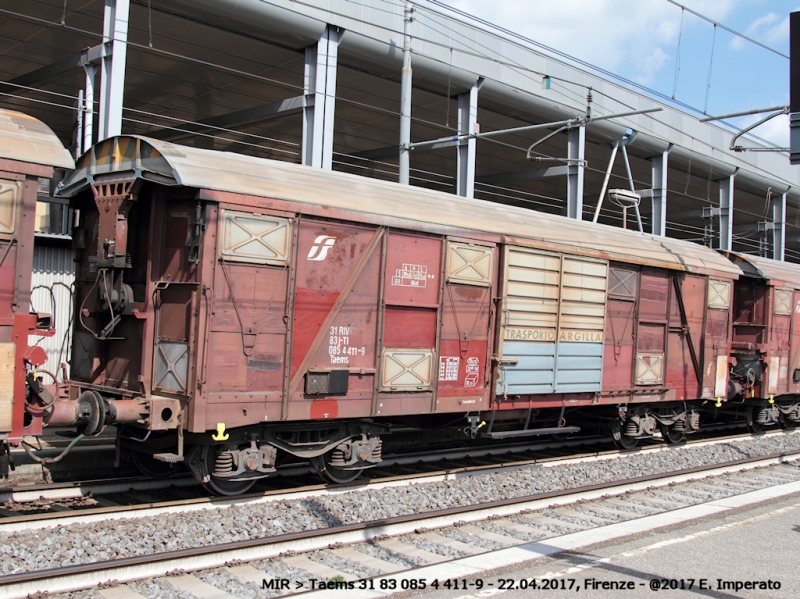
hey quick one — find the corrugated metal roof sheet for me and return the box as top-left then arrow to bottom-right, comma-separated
723,252 -> 800,288
31,243 -> 75,377
0,109 -> 75,170
59,136 -> 741,277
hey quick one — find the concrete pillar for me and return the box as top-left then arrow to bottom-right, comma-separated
718,174 -> 735,251
302,25 -> 341,169
98,0 -> 129,140
566,126 -> 585,220
773,192 -> 787,261
457,78 -> 482,198
651,149 -> 669,237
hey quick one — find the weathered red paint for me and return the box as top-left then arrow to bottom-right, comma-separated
63,166 -> 741,439
0,165 -> 54,442
309,399 -> 339,420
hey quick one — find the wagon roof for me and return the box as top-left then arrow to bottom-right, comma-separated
0,109 -> 75,170
722,251 -> 800,288
58,135 -> 740,278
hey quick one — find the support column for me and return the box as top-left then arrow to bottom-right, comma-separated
302,25 -> 341,169
566,126 -> 585,220
75,91 -> 84,157
398,3 -> 414,185
98,0 -> 129,140
718,174 -> 735,251
773,191 -> 787,261
83,64 -> 97,152
457,78 -> 482,198
650,148 -> 670,237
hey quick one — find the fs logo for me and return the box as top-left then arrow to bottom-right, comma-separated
307,235 -> 336,261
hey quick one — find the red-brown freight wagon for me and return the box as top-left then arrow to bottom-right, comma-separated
0,110 -> 74,476
722,252 -> 800,430
36,135 -> 742,493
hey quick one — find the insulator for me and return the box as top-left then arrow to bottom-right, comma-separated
673,419 -> 686,431
756,408 -> 770,424
624,420 -> 638,435
214,451 -> 235,475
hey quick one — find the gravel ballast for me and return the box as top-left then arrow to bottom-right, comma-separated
2,432 -> 800,575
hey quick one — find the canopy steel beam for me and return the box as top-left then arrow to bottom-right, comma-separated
476,166 -> 570,185
4,45 -> 110,90
398,3 -> 414,184
457,78 -> 482,198
773,192 -> 787,260
303,25 -> 341,169
718,173 -> 736,251
82,64 -> 97,152
651,147 -> 671,237
98,0 -> 130,140
152,96 -> 307,141
566,126 -> 585,220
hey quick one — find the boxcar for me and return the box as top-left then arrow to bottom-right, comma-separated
0,109 -> 74,476
723,252 -> 800,430
44,135 -> 741,493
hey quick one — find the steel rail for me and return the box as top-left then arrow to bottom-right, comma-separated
2,423 -> 748,502
1,450 -> 799,599
0,426 -> 771,526
0,434 -> 610,503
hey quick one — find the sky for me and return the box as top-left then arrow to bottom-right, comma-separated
438,0 -> 795,147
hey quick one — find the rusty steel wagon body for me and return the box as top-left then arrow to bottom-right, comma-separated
722,252 -> 800,430
0,110 -> 74,475
20,134 -> 754,493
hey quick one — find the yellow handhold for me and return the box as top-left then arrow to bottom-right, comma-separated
212,422 -> 229,441
478,421 -> 486,429
715,398 -> 722,408
751,389 -> 755,398
769,395 -> 775,404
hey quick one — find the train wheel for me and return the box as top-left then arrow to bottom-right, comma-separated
131,451 -> 179,478
311,453 -> 362,484
745,407 -> 765,434
610,419 -> 638,450
659,423 -> 685,445
779,413 -> 797,430
200,445 -> 257,496
614,434 -> 639,450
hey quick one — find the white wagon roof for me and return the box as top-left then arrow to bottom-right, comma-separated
0,109 -> 75,170
58,135 -> 741,278
724,252 -> 800,288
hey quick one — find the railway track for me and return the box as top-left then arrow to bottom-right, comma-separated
0,425 -> 753,516
1,444 -> 799,598
0,431 -> 800,597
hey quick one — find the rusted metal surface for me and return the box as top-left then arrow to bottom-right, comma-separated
731,281 -> 768,349
0,109 -> 74,170
57,136 -> 741,278
724,251 -> 800,288
789,290 -> 800,394
665,274 -> 717,401
0,150 -> 62,442
51,134 -> 757,450
722,252 -> 800,399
